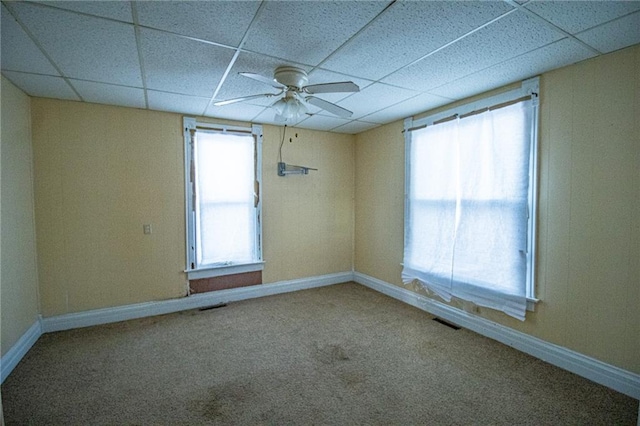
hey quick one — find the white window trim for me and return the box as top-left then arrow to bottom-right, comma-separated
183,117 -> 263,280
403,77 -> 540,310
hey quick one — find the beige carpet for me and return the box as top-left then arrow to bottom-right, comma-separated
2,282 -> 638,424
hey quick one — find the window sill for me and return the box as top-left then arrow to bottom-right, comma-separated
186,261 -> 264,280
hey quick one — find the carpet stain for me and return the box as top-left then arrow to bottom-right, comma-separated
191,381 -> 256,421
313,343 -> 350,365
200,395 -> 224,420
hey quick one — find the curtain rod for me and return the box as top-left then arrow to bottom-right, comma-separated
404,94 -> 536,133
195,125 -> 253,134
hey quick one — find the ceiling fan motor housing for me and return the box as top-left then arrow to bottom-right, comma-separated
274,66 -> 309,89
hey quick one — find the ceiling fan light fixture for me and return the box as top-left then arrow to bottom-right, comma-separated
272,94 -> 307,119
217,66 -> 358,120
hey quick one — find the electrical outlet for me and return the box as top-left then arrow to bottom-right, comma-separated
143,224 -> 152,235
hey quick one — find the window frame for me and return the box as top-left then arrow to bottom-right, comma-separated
183,117 -> 263,280
403,77 -> 540,309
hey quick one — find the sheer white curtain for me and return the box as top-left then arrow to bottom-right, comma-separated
403,101 -> 532,320
195,131 -> 256,266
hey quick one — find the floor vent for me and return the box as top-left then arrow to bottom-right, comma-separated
432,317 -> 461,330
199,303 -> 227,311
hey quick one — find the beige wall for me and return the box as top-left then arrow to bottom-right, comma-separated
32,102 -> 186,316
1,76 -> 40,356
354,120 -> 405,287
354,44 -> 640,374
261,125 -> 354,283
31,101 -> 355,317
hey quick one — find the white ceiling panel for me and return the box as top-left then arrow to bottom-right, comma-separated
576,11 -> 640,54
71,80 -> 146,109
321,1 -> 514,80
524,1 -> 640,35
331,120 -> 380,134
337,83 -> 419,120
382,10 -> 564,91
362,92 -> 454,124
135,1 -> 260,47
295,114 -> 350,132
431,38 -> 596,101
205,102 -> 266,123
147,90 -> 210,116
8,2 -> 141,86
2,71 -> 79,100
1,5 -> 58,75
35,1 -> 133,22
2,0 -> 638,134
140,28 -> 235,97
243,1 -> 389,66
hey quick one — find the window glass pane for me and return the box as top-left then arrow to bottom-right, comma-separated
198,203 -> 256,265
194,131 -> 256,266
403,101 -> 533,320
196,132 -> 254,203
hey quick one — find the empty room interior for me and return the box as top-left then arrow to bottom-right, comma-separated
1,0 -> 639,423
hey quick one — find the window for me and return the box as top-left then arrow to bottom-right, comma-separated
184,118 -> 263,279
402,78 -> 539,321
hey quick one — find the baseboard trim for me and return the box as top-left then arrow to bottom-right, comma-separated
42,271 -> 352,333
353,272 -> 640,400
1,318 -> 43,384
8,271 -> 639,402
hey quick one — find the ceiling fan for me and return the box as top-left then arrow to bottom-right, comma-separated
213,66 -> 359,122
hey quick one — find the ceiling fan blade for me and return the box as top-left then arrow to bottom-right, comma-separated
239,72 -> 287,89
213,93 -> 278,107
303,81 -> 360,94
305,96 -> 353,118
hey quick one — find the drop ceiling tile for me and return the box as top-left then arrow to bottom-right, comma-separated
206,102 -> 267,123
431,38 -> 596,101
34,1 -> 133,22
140,29 -> 235,97
525,1 -> 640,34
147,90 -> 210,116
2,71 -> 79,100
9,2 -> 141,86
306,69 -> 374,104
336,83 -> 418,120
382,10 -> 564,91
71,80 -> 145,109
321,1 -> 514,80
362,93 -> 453,124
1,5 -> 58,75
576,11 -> 640,54
243,1 -> 388,66
331,120 -> 380,134
136,1 -> 260,47
295,114 -> 350,132
214,52 -> 310,106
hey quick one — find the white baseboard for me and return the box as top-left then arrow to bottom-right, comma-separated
42,271 -> 352,333
353,272 -> 640,401
6,271 -> 639,404
1,318 -> 43,384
